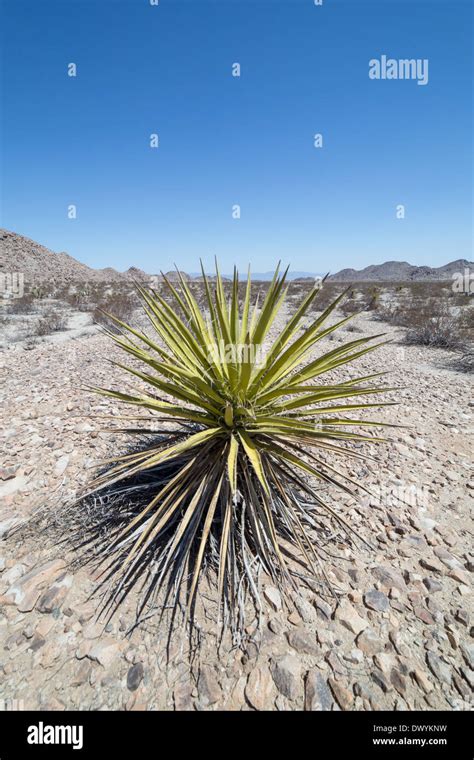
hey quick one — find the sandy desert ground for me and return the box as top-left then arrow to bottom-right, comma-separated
0,296 -> 473,712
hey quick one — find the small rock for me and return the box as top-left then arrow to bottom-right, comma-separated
245,665 -> 275,710
36,573 -> 73,613
270,654 -> 302,700
390,668 -> 406,695
127,662 -> 144,692
371,669 -> 391,693
54,455 -> 70,476
88,638 -> 122,668
460,643 -> 474,670
328,678 -> 354,710
364,590 -> 389,612
426,652 -> 452,685
449,568 -> 470,586
198,665 -> 221,706
173,681 -> 194,711
413,605 -> 434,625
419,557 -> 444,574
372,565 -> 406,592
0,559 -> 66,612
423,577 -> 443,593
287,627 -> 319,655
334,601 -> 368,635
455,609 -> 469,627
305,669 -> 334,711
356,628 -> 383,655
264,586 -> 282,612
412,668 -> 433,694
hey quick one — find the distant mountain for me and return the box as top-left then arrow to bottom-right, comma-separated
0,229 -> 149,285
190,271 -> 323,281
2,229 -> 470,288
329,259 -> 472,282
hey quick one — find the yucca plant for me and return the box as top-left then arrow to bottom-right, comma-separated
86,263 -> 394,636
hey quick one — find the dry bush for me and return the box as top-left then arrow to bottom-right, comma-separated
404,307 -> 463,350
93,292 -> 137,330
8,294 -> 35,314
35,310 -> 68,336
454,351 -> 474,373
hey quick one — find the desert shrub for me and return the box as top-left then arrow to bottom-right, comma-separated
93,293 -> 137,330
454,350 -> 474,373
83,265 -> 392,634
404,308 -> 462,350
35,310 -> 68,336
8,294 -> 35,314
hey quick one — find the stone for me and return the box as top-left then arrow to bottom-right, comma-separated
173,681 -> 194,711
356,628 -> 383,655
198,666 -> 221,706
270,654 -> 302,700
460,643 -> 474,670
372,565 -> 406,592
54,455 -> 70,476
294,597 -> 318,623
305,669 -> 334,711
328,678 -> 354,710
449,568 -> 470,586
88,638 -> 122,668
36,573 -> 73,613
314,598 -> 332,619
413,606 -> 434,625
371,670 -> 391,693
412,668 -> 433,694
287,627 -> 320,655
455,609 -> 469,627
423,577 -> 442,593
268,617 -> 284,634
334,601 -> 368,635
453,674 -> 471,700
245,664 -> 275,710
0,559 -> 66,612
127,662 -> 144,691
36,616 -> 55,638
2,563 -> 27,586
71,661 -> 92,687
390,668 -> 406,695
426,652 -> 452,685
0,475 -> 28,498
82,622 -> 103,640
364,590 -> 389,612
263,586 -> 282,612
419,557 -> 444,574
373,653 -> 395,674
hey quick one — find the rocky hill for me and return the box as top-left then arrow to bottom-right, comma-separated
329,259 -> 472,282
0,230 -> 148,286
2,228 -> 470,287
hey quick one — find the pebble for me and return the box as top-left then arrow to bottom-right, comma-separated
245,665 -> 275,710
127,662 -> 144,692
364,590 -> 389,612
305,669 -> 334,711
270,654 -> 302,700
334,601 -> 368,635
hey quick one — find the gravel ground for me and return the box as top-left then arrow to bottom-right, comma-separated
0,308 -> 472,711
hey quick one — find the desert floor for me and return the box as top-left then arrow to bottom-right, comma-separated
0,307 -> 472,711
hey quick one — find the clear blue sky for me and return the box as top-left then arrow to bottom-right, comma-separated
1,0 -> 472,274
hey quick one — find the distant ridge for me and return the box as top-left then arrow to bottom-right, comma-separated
191,270 -> 323,281
0,229 -> 148,284
329,259 -> 472,282
1,229 -> 470,286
